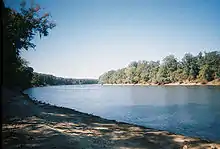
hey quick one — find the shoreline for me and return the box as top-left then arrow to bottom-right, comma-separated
102,82 -> 220,86
2,88 -> 220,149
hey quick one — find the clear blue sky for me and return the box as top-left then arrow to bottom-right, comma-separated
5,0 -> 220,79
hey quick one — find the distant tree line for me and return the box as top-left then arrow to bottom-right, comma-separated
32,73 -> 98,86
99,51 -> 220,85
2,1 -> 56,89
2,1 -> 97,90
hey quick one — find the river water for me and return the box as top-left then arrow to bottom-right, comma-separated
24,85 -> 220,141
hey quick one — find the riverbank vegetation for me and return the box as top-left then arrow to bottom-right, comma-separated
2,1 -> 97,90
99,51 -> 220,85
2,1 -> 220,148
2,1 -> 54,89
31,72 -> 98,86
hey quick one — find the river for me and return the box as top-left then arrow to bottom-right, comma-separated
24,85 -> 220,141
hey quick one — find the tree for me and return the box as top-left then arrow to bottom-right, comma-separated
32,72 -> 98,86
126,66 -> 136,83
163,55 -> 178,72
156,65 -> 171,84
203,51 -> 220,79
128,61 -> 138,68
148,61 -> 160,83
2,1 -> 56,89
155,55 -> 178,83
182,53 -> 199,80
98,51 -> 220,85
198,64 -> 212,82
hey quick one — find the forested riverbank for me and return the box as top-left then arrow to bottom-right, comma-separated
102,80 -> 220,86
2,1 -> 97,90
2,1 -> 220,148
99,51 -> 220,85
31,72 -> 98,87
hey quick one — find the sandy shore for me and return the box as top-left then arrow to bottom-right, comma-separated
2,88 -> 220,149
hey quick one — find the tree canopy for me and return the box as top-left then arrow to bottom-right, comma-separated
99,51 -> 220,85
31,73 -> 98,86
2,1 -> 98,89
2,1 -> 55,89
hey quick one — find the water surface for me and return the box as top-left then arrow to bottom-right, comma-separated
24,85 -> 220,141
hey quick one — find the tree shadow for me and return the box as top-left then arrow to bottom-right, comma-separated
2,90 -> 220,149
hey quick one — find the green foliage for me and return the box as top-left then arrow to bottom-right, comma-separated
32,73 -> 98,86
99,51 -> 220,84
181,53 -> 199,80
162,55 -> 178,72
198,64 -> 212,82
2,1 -> 55,89
6,2 -> 55,53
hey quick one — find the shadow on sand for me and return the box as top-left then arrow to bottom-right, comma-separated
2,89 -> 219,149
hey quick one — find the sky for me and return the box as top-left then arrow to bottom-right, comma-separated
5,0 -> 220,79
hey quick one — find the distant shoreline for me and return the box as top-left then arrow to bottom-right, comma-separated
102,82 -> 220,86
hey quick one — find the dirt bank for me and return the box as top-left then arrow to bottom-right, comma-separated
2,88 -> 220,149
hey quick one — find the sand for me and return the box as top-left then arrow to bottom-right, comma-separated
2,88 -> 220,149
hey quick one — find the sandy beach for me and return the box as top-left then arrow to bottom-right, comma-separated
2,88 -> 220,149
